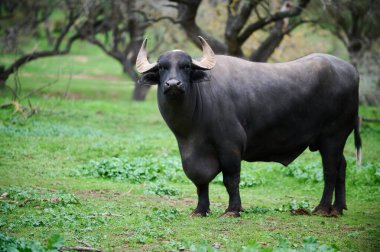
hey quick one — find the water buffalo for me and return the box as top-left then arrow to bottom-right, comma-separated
136,36 -> 361,217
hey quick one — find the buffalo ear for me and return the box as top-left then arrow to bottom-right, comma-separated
138,71 -> 159,86
191,69 -> 209,83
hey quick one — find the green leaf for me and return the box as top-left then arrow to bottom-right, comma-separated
47,234 -> 64,250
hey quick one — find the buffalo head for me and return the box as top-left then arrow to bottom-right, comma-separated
136,36 -> 216,97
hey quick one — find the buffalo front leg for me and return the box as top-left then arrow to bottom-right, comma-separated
191,184 -> 210,217
179,144 -> 220,217
221,171 -> 243,217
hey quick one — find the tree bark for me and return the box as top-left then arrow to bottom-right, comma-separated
169,0 -> 310,61
0,66 -> 6,90
250,21 -> 285,62
169,0 -> 227,54
0,4 -> 80,89
123,60 -> 151,101
132,83 -> 151,101
0,79 -> 5,90
0,34 -> 79,89
126,0 -> 150,101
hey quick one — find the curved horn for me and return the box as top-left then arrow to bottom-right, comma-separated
136,39 -> 157,73
192,36 -> 216,70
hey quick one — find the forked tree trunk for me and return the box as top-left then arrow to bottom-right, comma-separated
123,63 -> 151,101
132,83 -> 151,101
169,0 -> 310,62
250,21 -> 285,62
126,64 -> 151,101
347,39 -> 368,68
128,0 -> 151,101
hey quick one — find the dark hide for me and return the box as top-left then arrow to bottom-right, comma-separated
139,51 -> 361,217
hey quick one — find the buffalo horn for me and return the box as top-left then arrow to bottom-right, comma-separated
136,39 -> 157,73
192,36 -> 216,70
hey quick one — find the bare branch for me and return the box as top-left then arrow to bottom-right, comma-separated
257,0 -> 271,16
362,117 -> 380,123
59,246 -> 103,252
238,0 -> 310,44
142,16 -> 180,28
20,75 -> 60,101
86,37 -> 122,61
225,0 -> 261,55
164,3 -> 179,9
167,0 -> 227,53
2,32 -> 80,80
54,10 -> 79,51
284,19 -> 317,35
131,9 -> 175,25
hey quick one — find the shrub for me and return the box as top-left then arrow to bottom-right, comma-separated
282,160 -> 323,183
283,159 -> 380,186
77,155 -> 186,184
0,233 -> 64,252
144,181 -> 180,196
0,186 -> 79,211
347,161 -> 380,185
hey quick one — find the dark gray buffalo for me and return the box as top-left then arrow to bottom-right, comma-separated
136,36 -> 361,217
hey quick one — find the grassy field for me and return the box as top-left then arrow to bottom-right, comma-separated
0,42 -> 379,252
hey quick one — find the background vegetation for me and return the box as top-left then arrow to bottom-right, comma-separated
0,0 -> 379,251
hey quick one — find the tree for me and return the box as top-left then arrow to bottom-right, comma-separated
315,0 -> 380,104
316,0 -> 380,65
0,0 -> 163,101
165,0 -> 311,62
0,0 -> 82,90
74,0 -> 165,101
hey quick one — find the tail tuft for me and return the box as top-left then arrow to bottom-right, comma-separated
354,116 -> 362,167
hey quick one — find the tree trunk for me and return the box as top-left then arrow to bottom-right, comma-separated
132,84 -> 151,101
347,38 -> 369,68
0,66 -> 6,90
45,18 -> 54,46
125,63 -> 151,101
173,0 -> 227,54
250,21 -> 285,62
0,79 -> 5,90
127,0 -> 151,101
4,27 -> 18,53
123,62 -> 151,101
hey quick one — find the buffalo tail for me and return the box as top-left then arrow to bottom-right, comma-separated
354,116 -> 362,167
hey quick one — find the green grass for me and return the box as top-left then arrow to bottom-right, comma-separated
0,41 -> 379,251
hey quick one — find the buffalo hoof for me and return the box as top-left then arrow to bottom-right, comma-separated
312,205 -> 331,217
312,205 -> 341,218
330,205 -> 345,217
190,212 -> 206,217
329,209 -> 342,218
190,209 -> 209,217
219,211 -> 240,218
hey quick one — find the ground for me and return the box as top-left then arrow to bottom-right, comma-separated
0,42 -> 379,251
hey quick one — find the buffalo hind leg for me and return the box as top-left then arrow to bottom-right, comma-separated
191,184 -> 210,217
220,171 -> 244,217
332,156 -> 347,216
313,141 -> 344,217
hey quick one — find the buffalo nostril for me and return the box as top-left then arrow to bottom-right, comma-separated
166,79 -> 181,87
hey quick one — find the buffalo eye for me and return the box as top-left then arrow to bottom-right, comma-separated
180,65 -> 191,71
159,65 -> 168,71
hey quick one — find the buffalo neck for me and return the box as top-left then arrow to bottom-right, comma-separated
157,82 -> 202,137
